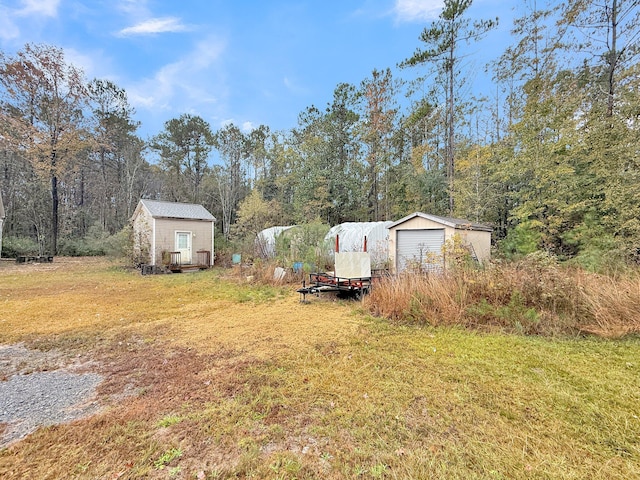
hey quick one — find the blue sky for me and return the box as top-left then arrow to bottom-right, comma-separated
0,0 -> 515,139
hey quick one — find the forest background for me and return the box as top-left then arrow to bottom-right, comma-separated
1,0 -> 639,271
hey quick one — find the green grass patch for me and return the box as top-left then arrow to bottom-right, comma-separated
156,415 -> 182,428
153,447 -> 182,470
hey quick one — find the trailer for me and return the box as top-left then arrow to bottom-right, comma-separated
297,249 -> 373,301
297,272 -> 372,301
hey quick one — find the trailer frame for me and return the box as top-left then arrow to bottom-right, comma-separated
297,272 -> 372,301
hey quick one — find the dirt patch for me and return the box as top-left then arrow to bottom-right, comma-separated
0,339 -> 249,452
93,337 -> 241,407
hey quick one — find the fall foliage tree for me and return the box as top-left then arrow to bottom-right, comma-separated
0,43 -> 89,254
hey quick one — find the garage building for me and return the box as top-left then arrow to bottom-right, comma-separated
388,212 -> 492,273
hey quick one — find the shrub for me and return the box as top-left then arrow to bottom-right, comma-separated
58,225 -> 133,258
1,236 -> 40,257
104,226 -> 133,258
274,221 -> 332,271
498,221 -> 542,258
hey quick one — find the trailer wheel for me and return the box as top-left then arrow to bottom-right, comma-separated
354,287 -> 369,300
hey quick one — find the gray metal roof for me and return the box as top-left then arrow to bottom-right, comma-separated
388,212 -> 492,232
139,199 -> 215,221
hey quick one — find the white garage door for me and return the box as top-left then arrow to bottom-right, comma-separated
396,229 -> 445,273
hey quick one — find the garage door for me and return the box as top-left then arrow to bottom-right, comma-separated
396,229 -> 445,273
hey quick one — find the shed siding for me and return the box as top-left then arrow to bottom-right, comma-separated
389,217 -> 456,273
456,229 -> 491,263
153,218 -> 214,265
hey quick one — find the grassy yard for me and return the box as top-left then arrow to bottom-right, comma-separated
0,257 -> 638,479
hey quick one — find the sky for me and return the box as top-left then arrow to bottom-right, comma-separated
0,0 -> 516,140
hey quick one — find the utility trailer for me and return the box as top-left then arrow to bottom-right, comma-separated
297,272 -> 372,301
297,250 -> 373,301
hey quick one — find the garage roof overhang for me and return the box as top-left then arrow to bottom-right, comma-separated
388,212 -> 493,232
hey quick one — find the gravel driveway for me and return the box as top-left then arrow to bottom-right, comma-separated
0,344 -> 103,448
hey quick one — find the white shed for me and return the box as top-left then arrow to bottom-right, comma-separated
131,199 -> 216,268
388,212 -> 492,273
325,221 -> 393,268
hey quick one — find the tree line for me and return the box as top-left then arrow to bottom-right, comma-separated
1,0 -> 638,268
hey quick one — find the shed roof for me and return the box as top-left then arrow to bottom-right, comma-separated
137,199 -> 215,221
388,212 -> 492,232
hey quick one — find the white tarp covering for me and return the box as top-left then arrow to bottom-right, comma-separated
325,221 -> 392,267
256,226 -> 296,257
334,252 -> 372,279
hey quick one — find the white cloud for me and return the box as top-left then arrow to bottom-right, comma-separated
220,118 -> 256,130
17,0 -> 60,17
63,47 -> 118,82
117,17 -> 190,36
0,0 -> 59,41
0,5 -> 20,40
116,0 -> 150,17
394,0 -> 442,22
127,36 -> 226,116
283,76 -> 308,95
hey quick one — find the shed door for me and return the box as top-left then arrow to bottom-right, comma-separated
176,231 -> 192,264
396,229 -> 445,273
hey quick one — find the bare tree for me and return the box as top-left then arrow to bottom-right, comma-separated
212,123 -> 248,239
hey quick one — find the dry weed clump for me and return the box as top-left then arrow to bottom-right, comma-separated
365,273 -> 467,325
577,272 -> 640,337
225,259 -> 305,287
365,259 -> 640,338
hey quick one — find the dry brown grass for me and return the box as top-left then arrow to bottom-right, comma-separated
365,259 -> 640,338
0,258 -> 361,478
0,257 -> 356,357
577,272 -> 640,337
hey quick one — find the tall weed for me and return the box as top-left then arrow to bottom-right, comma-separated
365,258 -> 640,338
577,272 -> 640,337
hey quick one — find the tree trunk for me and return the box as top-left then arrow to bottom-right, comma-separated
447,40 -> 456,215
606,0 -> 618,117
51,174 -> 59,255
